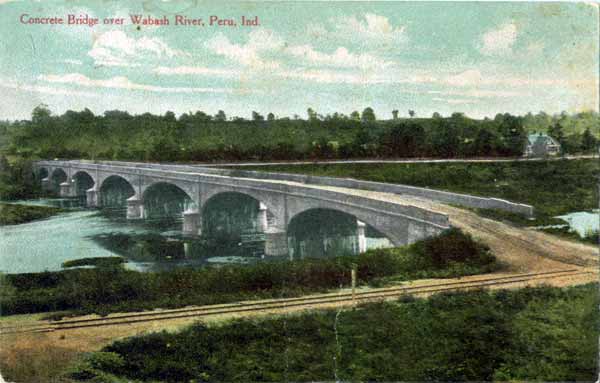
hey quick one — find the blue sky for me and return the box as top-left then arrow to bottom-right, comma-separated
0,0 -> 597,120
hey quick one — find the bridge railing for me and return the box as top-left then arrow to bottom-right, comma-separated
56,160 -> 534,217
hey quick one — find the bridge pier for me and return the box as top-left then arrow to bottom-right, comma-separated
264,229 -> 288,257
182,209 -> 201,236
126,196 -> 144,220
258,203 -> 268,232
357,220 -> 367,254
41,177 -> 50,192
59,182 -> 74,197
86,188 -> 100,208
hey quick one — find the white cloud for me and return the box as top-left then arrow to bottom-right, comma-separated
274,68 -> 434,86
428,89 -> 524,99
204,29 -> 282,69
0,79 -> 97,97
153,66 -> 241,77
444,69 -> 566,88
39,73 -> 234,94
204,27 -> 393,73
284,45 -> 391,70
432,97 -> 475,105
479,22 -> 517,56
332,13 -> 407,46
88,30 -> 185,67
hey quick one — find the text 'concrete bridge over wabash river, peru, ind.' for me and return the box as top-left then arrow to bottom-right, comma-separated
33,160 -> 534,256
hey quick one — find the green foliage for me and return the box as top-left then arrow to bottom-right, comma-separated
85,284 -> 599,382
65,352 -> 125,382
413,227 -> 492,267
0,203 -> 62,225
2,229 -> 496,317
0,156 -> 43,201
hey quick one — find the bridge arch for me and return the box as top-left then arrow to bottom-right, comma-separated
201,191 -> 273,240
99,175 -> 135,209
49,168 -> 68,192
141,182 -> 195,220
72,171 -> 95,198
37,167 -> 49,181
287,208 -> 392,258
286,198 -> 408,247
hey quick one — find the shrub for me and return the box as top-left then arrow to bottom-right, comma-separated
413,228 -> 492,267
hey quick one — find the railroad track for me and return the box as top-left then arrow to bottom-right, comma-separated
1,268 -> 595,335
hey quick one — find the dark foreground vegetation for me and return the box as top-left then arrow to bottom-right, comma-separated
64,283 -> 598,382
1,105 -> 597,162
0,203 -> 62,226
0,229 -> 498,318
244,159 -> 599,225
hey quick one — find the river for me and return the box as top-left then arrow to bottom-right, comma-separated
0,198 -> 392,274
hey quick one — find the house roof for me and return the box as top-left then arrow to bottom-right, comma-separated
527,133 -> 559,146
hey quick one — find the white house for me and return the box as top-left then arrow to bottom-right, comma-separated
524,133 -> 561,157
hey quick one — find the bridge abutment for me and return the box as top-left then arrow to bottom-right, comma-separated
357,220 -> 367,254
182,209 -> 201,236
41,177 -> 50,191
59,181 -> 74,197
264,229 -> 288,257
258,203 -> 268,232
126,196 -> 144,220
86,188 -> 100,207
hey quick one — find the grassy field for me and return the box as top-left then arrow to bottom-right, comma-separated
240,159 -> 599,225
61,283 -> 598,382
0,203 -> 63,225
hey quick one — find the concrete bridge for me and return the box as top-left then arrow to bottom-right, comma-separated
33,160 -> 451,256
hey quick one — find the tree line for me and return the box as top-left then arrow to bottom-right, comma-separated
1,105 -> 597,162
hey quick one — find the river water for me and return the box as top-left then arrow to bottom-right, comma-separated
0,198 -> 392,274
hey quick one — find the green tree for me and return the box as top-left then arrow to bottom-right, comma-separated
581,128 -> 597,152
251,111 -> 264,122
548,122 -> 565,147
31,104 -> 52,124
361,107 -> 376,122
214,110 -> 227,121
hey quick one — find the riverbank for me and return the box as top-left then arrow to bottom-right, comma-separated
56,283 -> 599,382
1,228 -> 498,318
0,203 -> 63,226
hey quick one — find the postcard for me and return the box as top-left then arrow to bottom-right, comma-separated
0,1 -> 598,382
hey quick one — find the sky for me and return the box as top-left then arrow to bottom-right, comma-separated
0,0 -> 598,120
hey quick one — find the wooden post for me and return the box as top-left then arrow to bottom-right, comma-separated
351,264 -> 357,306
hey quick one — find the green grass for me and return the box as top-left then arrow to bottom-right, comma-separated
1,229 -> 499,318
61,257 -> 127,269
0,203 -> 63,225
66,283 -> 599,382
240,159 -> 599,225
